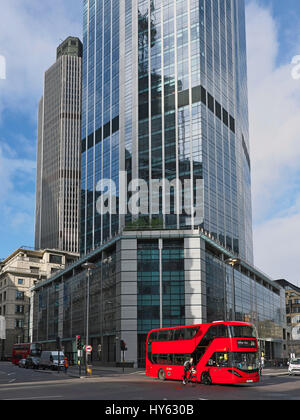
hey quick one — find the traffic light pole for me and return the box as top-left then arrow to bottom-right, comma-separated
76,336 -> 83,377
56,337 -> 61,375
120,340 -> 127,374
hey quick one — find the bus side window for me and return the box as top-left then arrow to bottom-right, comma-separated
217,325 -> 228,337
158,331 -> 168,341
149,332 -> 157,342
185,327 -> 199,340
174,355 -> 183,365
174,329 -> 184,341
167,330 -> 174,341
158,354 -> 168,365
151,354 -> 158,364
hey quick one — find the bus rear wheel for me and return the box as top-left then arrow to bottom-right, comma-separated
201,372 -> 212,385
158,369 -> 166,381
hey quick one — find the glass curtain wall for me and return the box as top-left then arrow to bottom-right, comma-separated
82,0 -> 120,255
82,0 -> 254,265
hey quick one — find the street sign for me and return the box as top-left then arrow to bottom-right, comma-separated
85,345 -> 93,353
0,317 -> 6,340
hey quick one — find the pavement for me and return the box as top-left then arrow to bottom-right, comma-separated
65,364 -> 290,379
66,364 -> 145,378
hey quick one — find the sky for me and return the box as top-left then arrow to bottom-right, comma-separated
0,0 -> 300,287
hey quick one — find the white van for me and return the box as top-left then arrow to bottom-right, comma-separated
288,358 -> 300,376
40,351 -> 65,370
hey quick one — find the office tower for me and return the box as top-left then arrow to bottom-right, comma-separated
81,0 -> 253,265
35,37 -> 82,253
32,1 -> 286,367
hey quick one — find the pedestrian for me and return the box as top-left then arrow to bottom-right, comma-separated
182,357 -> 194,385
64,357 -> 69,374
260,355 -> 265,376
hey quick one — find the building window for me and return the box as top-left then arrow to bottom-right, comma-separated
15,305 -> 24,314
15,320 -> 24,329
16,291 -> 25,301
18,279 -> 24,285
49,254 -> 63,265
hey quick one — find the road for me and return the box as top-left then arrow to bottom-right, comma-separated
0,362 -> 299,401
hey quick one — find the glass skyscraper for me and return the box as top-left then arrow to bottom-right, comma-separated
31,1 -> 287,367
81,0 -> 253,264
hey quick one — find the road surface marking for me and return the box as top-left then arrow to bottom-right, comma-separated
4,395 -> 64,400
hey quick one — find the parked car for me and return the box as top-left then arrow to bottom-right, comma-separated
18,359 -> 27,368
39,351 -> 65,370
25,357 -> 40,370
288,358 -> 300,376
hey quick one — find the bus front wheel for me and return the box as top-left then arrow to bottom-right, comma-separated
201,372 -> 212,385
158,369 -> 166,381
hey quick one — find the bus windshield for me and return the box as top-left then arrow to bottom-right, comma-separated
229,352 -> 259,371
209,352 -> 259,371
30,344 -> 42,357
229,325 -> 256,338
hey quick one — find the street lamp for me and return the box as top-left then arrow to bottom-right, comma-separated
224,258 -> 240,322
81,262 -> 98,374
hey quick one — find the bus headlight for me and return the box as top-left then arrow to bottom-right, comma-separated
228,369 -> 242,377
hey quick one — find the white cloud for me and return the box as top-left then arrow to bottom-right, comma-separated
254,201 -> 300,288
246,2 -> 300,286
0,0 -> 82,120
0,144 -> 36,234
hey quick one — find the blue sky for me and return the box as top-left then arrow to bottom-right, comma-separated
0,0 -> 300,287
250,0 -> 300,64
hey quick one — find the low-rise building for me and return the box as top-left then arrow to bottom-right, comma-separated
0,247 -> 78,360
32,230 -> 288,367
275,279 -> 300,358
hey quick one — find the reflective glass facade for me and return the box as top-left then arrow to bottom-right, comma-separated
137,239 -> 185,334
33,248 -> 117,363
206,250 -> 285,341
82,0 -> 254,264
82,0 -> 120,254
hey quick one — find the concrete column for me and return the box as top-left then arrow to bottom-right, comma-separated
184,236 -> 207,324
116,238 -> 138,367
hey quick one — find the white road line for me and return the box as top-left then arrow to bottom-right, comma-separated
127,371 -> 145,375
4,395 -> 64,400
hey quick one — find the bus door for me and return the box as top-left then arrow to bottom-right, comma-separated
207,352 -> 230,382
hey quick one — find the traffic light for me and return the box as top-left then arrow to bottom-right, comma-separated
56,336 -> 61,350
76,335 -> 82,350
120,340 -> 127,351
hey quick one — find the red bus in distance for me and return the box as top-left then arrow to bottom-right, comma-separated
146,321 -> 260,385
12,343 -> 42,365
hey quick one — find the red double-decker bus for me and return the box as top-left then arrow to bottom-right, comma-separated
12,343 -> 42,365
146,321 -> 260,385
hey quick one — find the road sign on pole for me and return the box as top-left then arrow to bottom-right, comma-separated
85,345 -> 93,354
0,317 -> 5,340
